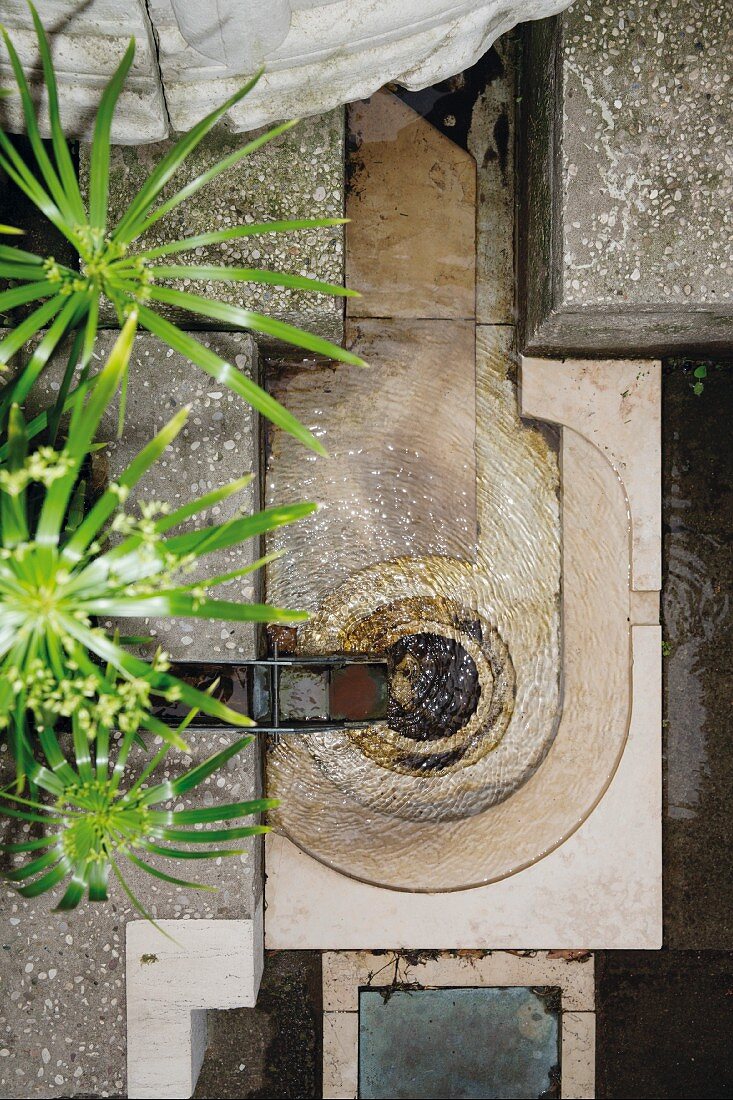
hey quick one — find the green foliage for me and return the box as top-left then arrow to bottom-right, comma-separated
0,317 -> 306,916
0,316 -> 313,790
0,5 -> 347,920
0,3 -> 365,456
0,719 -> 275,927
691,363 -> 707,395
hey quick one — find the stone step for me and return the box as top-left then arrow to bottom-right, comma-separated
519,0 -> 732,356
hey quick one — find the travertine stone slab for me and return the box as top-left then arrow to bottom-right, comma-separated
322,950 -> 594,1012
266,625 -> 661,948
321,951 -> 595,1100
346,92 -> 476,320
126,913 -> 263,1099
630,589 -> 660,625
265,397 -> 662,943
521,356 -> 661,592
322,1011 -> 359,1100
562,1012 -> 596,1099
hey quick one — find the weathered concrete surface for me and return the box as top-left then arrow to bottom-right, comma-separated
23,330 -> 263,661
0,729 -> 264,1099
519,0 -> 733,356
95,330 -> 262,662
80,113 -> 346,343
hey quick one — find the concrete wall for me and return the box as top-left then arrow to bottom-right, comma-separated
519,0 -> 732,356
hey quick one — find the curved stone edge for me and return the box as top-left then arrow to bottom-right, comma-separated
264,623 -> 661,947
521,355 -> 662,593
266,423 -> 633,887
264,354 -> 662,944
266,408 -> 631,889
126,905 -> 263,1099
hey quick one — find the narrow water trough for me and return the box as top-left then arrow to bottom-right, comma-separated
262,83 -> 637,891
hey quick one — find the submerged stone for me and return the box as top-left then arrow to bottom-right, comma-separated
359,986 -> 560,1099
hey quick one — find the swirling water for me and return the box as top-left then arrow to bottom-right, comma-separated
265,329 -> 562,880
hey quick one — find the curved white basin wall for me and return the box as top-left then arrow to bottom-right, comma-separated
266,334 -> 632,890
264,351 -> 662,948
264,89 -> 661,905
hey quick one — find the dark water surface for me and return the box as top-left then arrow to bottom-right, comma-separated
596,360 -> 733,1099
661,360 -> 733,948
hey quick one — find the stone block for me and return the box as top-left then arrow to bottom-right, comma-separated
126,915 -> 264,1099
519,0 -> 732,355
0,0 -> 167,144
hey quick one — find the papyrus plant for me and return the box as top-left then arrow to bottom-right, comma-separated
0,2 -> 364,453
0,7 -> 341,919
0,315 -> 314,789
1,719 -> 274,925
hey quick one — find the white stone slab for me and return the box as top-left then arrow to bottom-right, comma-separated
126,908 -> 264,1099
522,356 -> 662,591
265,352 -> 661,946
322,950 -> 594,1012
562,1012 -> 596,1100
265,624 -> 661,948
323,1011 -> 359,1100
